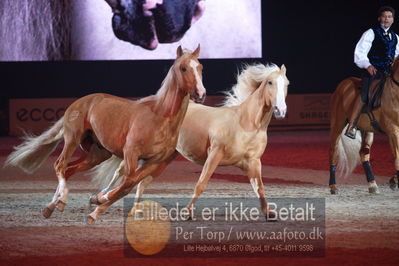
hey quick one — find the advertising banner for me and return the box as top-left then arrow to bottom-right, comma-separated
9,94 -> 331,136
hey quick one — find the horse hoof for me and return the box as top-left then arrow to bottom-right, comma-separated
56,200 -> 66,212
368,186 -> 380,194
265,212 -> 277,222
42,207 -> 54,219
330,189 -> 338,195
85,215 -> 96,225
389,177 -> 397,191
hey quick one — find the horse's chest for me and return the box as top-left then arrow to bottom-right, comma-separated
143,122 -> 179,159
223,134 -> 266,162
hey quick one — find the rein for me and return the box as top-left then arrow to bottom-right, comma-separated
392,74 -> 399,87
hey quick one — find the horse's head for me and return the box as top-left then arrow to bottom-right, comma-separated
260,65 -> 289,119
173,45 -> 206,103
105,0 -> 205,50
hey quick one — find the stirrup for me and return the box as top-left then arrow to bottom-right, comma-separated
344,125 -> 357,139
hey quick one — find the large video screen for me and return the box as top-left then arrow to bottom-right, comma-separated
0,0 -> 262,61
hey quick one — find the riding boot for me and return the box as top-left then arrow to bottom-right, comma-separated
345,97 -> 364,139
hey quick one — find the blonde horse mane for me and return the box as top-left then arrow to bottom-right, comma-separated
152,55 -> 182,116
155,67 -> 177,99
222,63 -> 280,107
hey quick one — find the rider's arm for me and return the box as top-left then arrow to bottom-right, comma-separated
395,34 -> 399,60
354,29 -> 374,69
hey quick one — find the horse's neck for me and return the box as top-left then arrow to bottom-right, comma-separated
154,82 -> 188,118
237,88 -> 273,131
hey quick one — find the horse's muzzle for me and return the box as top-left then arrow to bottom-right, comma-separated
273,106 -> 287,119
192,92 -> 206,104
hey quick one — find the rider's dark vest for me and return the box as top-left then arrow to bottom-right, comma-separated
368,26 -> 398,71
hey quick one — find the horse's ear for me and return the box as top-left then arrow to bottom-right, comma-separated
280,64 -> 286,75
104,0 -> 118,10
177,46 -> 184,58
192,44 -> 201,58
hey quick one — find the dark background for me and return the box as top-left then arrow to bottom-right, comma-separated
0,0 -> 398,134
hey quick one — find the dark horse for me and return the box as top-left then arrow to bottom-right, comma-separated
105,0 -> 206,50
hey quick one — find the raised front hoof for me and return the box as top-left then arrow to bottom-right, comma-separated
56,200 -> 66,212
389,177 -> 398,191
330,189 -> 338,195
368,185 -> 380,194
42,207 -> 54,219
85,215 -> 96,225
265,212 -> 278,222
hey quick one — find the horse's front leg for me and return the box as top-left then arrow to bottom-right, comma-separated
186,145 -> 224,218
360,131 -> 379,194
86,161 -> 160,225
243,159 -> 275,221
134,150 -> 179,207
89,160 -> 125,205
388,131 -> 399,190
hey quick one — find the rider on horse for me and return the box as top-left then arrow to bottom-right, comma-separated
345,6 -> 399,139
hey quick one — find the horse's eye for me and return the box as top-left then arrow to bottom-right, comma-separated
268,81 -> 273,85
182,66 -> 187,72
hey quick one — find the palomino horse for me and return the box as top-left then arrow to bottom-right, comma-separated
92,63 -> 289,219
329,57 -> 399,194
5,46 -> 206,224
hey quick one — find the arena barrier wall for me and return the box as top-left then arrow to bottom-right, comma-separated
9,94 -> 331,136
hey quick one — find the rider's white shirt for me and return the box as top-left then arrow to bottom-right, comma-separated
354,26 -> 399,69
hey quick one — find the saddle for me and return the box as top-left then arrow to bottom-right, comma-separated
357,75 -> 388,134
362,76 -> 387,113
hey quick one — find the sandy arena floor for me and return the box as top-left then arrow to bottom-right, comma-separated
0,131 -> 398,265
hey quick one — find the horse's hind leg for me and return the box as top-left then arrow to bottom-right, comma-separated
329,125 -> 347,194
64,144 -> 112,180
54,143 -> 112,211
360,131 -> 379,194
43,132 -> 81,218
329,96 -> 347,194
388,131 -> 399,190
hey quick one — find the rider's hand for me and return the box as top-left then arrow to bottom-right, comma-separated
367,65 -> 377,76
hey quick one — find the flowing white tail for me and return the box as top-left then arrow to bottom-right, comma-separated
5,118 -> 65,174
337,127 -> 362,177
91,155 -> 124,189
